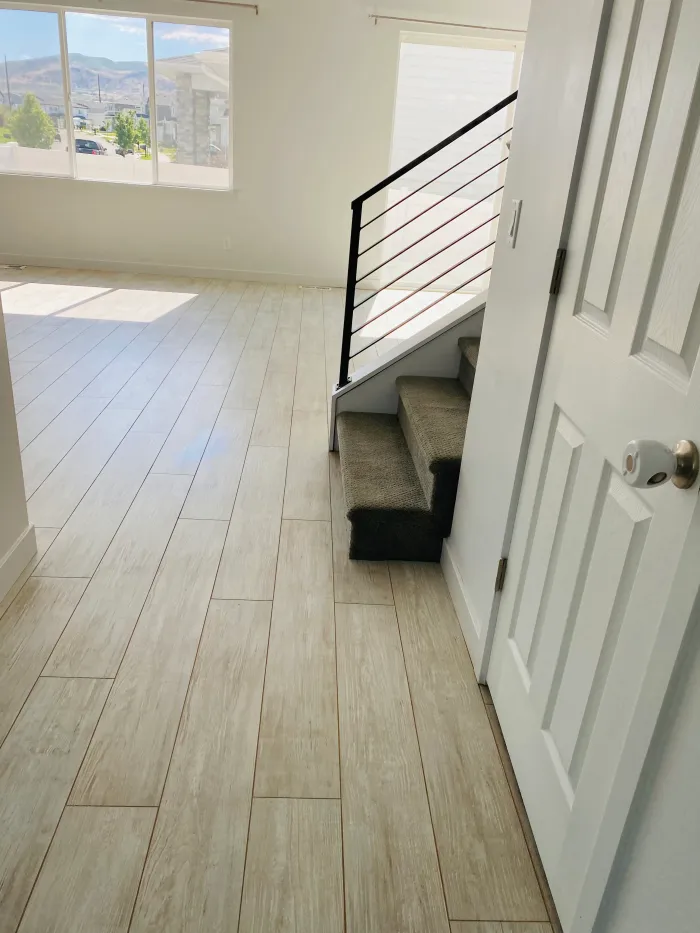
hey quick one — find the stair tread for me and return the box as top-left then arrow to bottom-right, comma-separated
458,336 -> 480,370
396,376 -> 470,470
336,411 -> 431,515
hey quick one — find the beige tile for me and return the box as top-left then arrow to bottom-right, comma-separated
329,454 -> 393,605
238,798 -> 343,933
20,396 -> 109,497
0,527 -> 59,621
131,600 -> 270,933
0,577 -> 88,744
10,359 -> 39,383
250,369 -> 296,447
0,678 -> 111,933
450,925 -> 502,933
277,284 -> 303,331
256,520 -> 338,798
283,410 -> 331,520
293,351 -> 326,412
109,345 -> 183,414
45,473 -> 192,678
70,519 -> 227,806
198,335 -> 246,386
181,408 -> 255,520
336,603 -> 450,933
485,705 -> 562,933
151,383 -> 227,475
27,407 -> 140,527
78,336 -> 159,399
18,806 -> 156,933
298,287 -> 325,356
214,446 -> 287,600
35,431 -> 166,577
222,348 -> 270,409
267,325 -> 300,373
390,563 -> 546,922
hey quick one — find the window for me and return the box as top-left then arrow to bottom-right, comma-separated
0,9 -> 70,176
0,6 -> 231,189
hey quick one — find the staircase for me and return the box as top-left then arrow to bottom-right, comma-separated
332,91 -> 513,562
337,337 -> 478,561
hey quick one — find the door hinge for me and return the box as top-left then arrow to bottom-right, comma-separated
495,557 -> 508,592
549,247 -> 567,295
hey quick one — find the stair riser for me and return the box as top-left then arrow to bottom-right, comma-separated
458,354 -> 476,394
349,512 -> 443,562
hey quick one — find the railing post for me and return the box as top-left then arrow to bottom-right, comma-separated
337,201 -> 363,388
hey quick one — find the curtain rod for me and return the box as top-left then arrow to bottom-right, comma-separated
370,14 -> 525,34
184,1 -> 258,12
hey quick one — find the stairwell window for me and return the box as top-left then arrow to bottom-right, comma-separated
0,6 -> 232,190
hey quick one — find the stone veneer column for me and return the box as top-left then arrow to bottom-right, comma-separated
176,73 -> 212,165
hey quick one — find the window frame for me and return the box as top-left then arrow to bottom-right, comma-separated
0,1 -> 234,191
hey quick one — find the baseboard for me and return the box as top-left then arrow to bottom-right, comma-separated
441,537 -> 487,682
0,252 -> 346,288
0,524 -> 37,607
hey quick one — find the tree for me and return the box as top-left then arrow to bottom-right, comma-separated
8,93 -> 55,149
135,116 -> 150,154
112,109 -> 136,154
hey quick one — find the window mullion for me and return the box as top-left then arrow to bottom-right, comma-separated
58,9 -> 76,179
147,19 -> 159,185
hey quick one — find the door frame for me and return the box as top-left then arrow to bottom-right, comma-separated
442,0 -> 612,680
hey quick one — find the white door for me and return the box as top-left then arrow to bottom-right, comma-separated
488,2 -> 700,931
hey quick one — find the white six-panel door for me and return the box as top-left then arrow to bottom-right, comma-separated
488,1 -> 700,931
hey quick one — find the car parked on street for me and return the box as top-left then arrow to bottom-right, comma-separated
75,138 -> 107,155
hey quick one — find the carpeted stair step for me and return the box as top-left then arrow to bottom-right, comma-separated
336,410 -> 443,562
396,375 -> 470,537
457,337 -> 480,395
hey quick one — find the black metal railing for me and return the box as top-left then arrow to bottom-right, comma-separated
337,89 -> 517,387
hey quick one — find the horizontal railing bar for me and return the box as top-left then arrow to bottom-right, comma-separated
349,266 -> 492,359
353,213 -> 499,311
352,90 -> 517,206
356,198 -> 502,283
352,239 -> 495,336
361,127 -> 512,229
358,160 -> 506,258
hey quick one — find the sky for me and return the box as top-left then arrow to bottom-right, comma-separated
0,9 -> 229,63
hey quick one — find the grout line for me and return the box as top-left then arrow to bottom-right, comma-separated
40,675 -> 113,680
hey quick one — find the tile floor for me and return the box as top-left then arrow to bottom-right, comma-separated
0,266 -> 558,933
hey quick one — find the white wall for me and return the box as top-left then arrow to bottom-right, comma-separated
0,0 -> 529,284
0,297 -> 35,602
593,615 -> 700,933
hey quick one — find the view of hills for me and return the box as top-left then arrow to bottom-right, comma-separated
3,52 -> 173,108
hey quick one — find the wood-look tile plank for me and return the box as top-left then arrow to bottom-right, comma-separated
18,806 -> 156,933
450,926 -> 551,933
267,325 -> 300,373
34,430 -> 166,577
70,519 -> 227,806
298,288 -> 325,355
178,318 -> 227,364
0,527 -> 59,621
245,308 -> 279,353
390,563 -> 546,922
336,603 -> 450,933
250,368 -> 296,447
20,396 -> 109,498
12,317 -> 99,364
15,324 -> 144,448
150,383 -> 226,475
197,335 -> 245,386
222,348 -> 270,410
255,519 -> 338,798
108,344 -> 183,412
10,359 -> 39,383
129,357 -> 207,432
7,320 -> 63,360
45,473 -> 192,678
0,577 -> 88,745
79,336 -> 159,399
293,351 -> 326,412
277,284 -> 303,331
27,407 -> 140,528
180,408 -> 255,520
213,446 -> 287,600
0,678 -> 111,933
130,600 -> 271,933
238,798 -> 343,933
329,454 -> 393,605
283,409 -> 330,520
